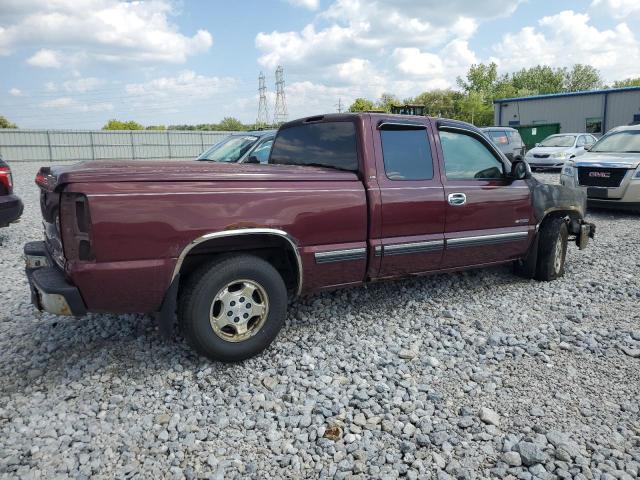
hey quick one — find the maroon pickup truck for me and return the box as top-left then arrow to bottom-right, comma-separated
25,114 -> 594,361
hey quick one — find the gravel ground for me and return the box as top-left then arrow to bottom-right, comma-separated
1,162 -> 639,480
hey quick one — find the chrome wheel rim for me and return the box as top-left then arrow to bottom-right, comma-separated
209,279 -> 269,343
553,235 -> 564,273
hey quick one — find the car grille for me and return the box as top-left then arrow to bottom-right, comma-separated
533,154 -> 550,158
577,167 -> 627,187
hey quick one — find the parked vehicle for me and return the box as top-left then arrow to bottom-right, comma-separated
197,130 -> 275,164
560,125 -> 640,212
481,127 -> 526,161
525,133 -> 597,170
0,156 -> 23,228
25,114 -> 594,361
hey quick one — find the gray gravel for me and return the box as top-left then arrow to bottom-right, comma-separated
1,163 -> 639,479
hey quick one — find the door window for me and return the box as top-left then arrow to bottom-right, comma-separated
250,139 -> 273,164
576,135 -> 587,147
440,130 -> 504,180
380,128 -> 434,180
507,130 -> 522,145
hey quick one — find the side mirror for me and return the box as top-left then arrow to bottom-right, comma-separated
245,155 -> 260,164
584,145 -> 591,151
510,159 -> 532,180
534,143 -> 540,147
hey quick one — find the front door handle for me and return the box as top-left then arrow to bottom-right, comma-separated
448,193 -> 467,206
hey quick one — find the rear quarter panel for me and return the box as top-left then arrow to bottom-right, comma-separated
67,179 -> 367,312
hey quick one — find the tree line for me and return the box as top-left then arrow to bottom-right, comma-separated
349,63 -> 640,127
2,64 -> 640,130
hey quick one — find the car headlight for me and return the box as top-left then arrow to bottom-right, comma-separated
561,165 -> 574,176
551,152 -> 567,159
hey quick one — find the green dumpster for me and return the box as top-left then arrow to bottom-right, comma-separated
514,124 -> 560,149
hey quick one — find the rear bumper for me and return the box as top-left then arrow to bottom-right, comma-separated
24,241 -> 87,316
0,194 -> 23,227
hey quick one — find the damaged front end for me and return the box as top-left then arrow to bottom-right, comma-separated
527,177 -> 596,249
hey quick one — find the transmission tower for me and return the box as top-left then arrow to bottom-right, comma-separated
273,65 -> 288,125
256,72 -> 269,128
336,98 -> 343,113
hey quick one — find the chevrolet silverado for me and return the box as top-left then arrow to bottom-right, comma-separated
25,114 -> 594,361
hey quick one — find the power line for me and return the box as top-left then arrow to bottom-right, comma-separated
273,65 -> 288,125
256,72 -> 269,128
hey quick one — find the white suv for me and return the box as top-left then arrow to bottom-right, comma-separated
560,125 -> 640,212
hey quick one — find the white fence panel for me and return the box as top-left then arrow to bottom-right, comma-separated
0,129 -> 236,162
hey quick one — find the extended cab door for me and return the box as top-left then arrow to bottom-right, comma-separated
372,118 -> 446,278
434,122 -> 534,269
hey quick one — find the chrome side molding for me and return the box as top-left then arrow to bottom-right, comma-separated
315,248 -> 367,264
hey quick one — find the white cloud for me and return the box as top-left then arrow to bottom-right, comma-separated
590,0 -> 640,19
286,0 -> 320,10
62,77 -> 105,93
9,88 -> 23,96
41,96 -> 114,112
1,0 -> 213,65
26,49 -> 63,68
393,48 -> 444,77
254,0 -> 522,108
492,10 -> 640,81
125,71 -> 236,99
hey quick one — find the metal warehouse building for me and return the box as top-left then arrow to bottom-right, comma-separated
493,86 -> 640,148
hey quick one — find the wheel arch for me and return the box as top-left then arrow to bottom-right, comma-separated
172,228 -> 303,296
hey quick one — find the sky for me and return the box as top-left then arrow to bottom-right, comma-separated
1,0 -> 640,129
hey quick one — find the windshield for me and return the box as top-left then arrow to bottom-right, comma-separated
197,135 -> 259,162
590,130 -> 640,153
539,135 -> 575,148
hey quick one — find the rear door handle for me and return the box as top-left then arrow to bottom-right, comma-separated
448,193 -> 467,206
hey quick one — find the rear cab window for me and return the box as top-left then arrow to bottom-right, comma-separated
269,121 -> 358,171
488,130 -> 509,145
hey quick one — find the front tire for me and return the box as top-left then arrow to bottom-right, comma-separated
179,254 -> 287,362
535,217 -> 568,281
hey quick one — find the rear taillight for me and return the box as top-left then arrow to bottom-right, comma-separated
60,193 -> 95,261
0,166 -> 13,194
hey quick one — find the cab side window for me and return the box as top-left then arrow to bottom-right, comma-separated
577,136 -> 587,147
380,127 -> 434,181
440,130 -> 504,180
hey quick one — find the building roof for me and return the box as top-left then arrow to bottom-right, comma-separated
493,86 -> 640,104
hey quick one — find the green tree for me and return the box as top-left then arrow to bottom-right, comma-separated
145,125 -> 166,130
348,97 -> 375,112
510,65 -> 565,95
457,62 -> 498,97
411,90 -> 463,119
612,77 -> 640,88
376,93 -> 400,112
563,64 -> 603,92
0,116 -> 17,129
217,117 -> 247,131
102,119 -> 144,130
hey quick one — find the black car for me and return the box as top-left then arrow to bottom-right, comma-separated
481,127 -> 526,161
0,156 -> 23,227
197,130 -> 276,164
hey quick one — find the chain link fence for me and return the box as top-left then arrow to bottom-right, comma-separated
0,129 -> 236,163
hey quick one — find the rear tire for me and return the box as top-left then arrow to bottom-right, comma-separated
535,217 -> 568,281
179,254 -> 287,362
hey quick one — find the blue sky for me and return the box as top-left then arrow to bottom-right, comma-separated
1,0 -> 639,129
